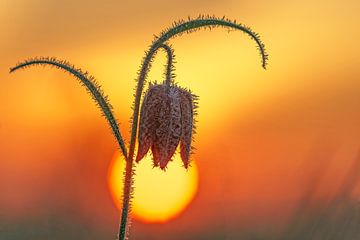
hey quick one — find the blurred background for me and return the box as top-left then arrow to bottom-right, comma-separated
1,0 -> 360,239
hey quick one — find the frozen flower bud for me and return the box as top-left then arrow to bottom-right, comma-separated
136,83 -> 197,170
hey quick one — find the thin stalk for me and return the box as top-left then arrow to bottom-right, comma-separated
119,16 -> 268,240
119,157 -> 134,240
161,44 -> 175,88
118,43 -> 175,240
10,57 -> 128,158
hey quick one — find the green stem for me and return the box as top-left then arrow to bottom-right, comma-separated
121,16 -> 268,239
161,44 -> 175,88
118,43 -> 175,239
118,158 -> 134,240
157,16 -> 268,69
9,57 -> 128,158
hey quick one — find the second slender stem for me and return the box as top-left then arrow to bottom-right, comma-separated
118,159 -> 134,240
118,43 -> 174,240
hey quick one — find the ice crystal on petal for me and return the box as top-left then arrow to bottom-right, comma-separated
179,89 -> 197,168
136,84 -> 166,162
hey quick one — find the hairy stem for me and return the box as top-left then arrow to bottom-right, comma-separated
118,43 -> 175,240
119,159 -> 134,240
10,57 -> 128,158
157,16 -> 268,69
120,16 -> 268,239
160,43 -> 175,88
118,44 -> 174,238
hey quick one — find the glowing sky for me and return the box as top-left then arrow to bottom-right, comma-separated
1,0 -> 360,239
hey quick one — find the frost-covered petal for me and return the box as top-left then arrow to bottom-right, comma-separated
136,82 -> 197,170
152,86 -> 182,169
136,84 -> 166,162
179,88 -> 197,168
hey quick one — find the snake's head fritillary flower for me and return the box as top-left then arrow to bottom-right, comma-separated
136,83 -> 197,170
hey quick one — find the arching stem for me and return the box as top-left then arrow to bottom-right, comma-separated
9,57 -> 128,158
118,43 -> 175,240
161,44 -> 175,88
119,16 -> 268,240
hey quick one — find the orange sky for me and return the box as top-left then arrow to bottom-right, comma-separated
1,0 -> 360,239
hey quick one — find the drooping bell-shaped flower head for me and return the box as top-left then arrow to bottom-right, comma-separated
136,83 -> 197,170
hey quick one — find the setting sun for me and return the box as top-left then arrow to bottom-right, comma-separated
108,152 -> 198,223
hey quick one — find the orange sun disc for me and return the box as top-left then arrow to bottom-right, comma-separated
108,152 -> 199,223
